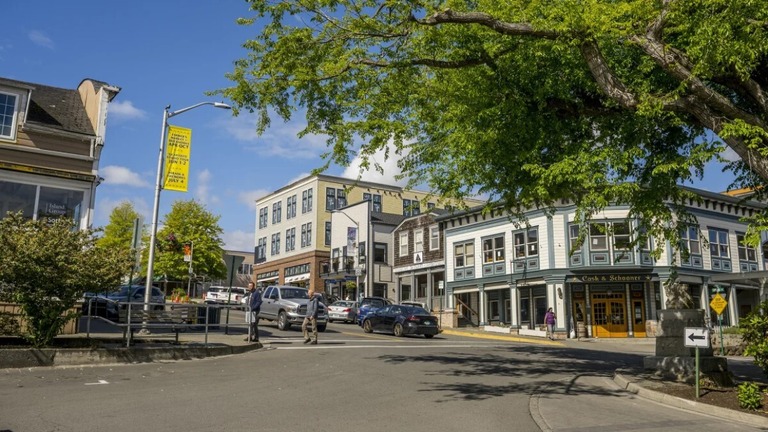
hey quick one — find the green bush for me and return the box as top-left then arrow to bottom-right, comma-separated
737,382 -> 763,411
739,300 -> 768,379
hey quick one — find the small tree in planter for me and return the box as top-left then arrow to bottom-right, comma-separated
345,281 -> 357,300
0,213 -> 132,347
740,300 -> 768,378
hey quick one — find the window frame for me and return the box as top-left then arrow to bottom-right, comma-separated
429,226 -> 440,251
0,91 -> 19,141
399,232 -> 409,257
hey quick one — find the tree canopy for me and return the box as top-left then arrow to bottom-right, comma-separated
146,200 -> 227,283
216,0 -> 768,248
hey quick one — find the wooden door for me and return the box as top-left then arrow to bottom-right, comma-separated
591,293 -> 628,338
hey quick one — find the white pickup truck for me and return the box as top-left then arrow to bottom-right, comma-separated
203,286 -> 248,306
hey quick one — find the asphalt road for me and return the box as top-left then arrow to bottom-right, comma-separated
0,323 -> 762,432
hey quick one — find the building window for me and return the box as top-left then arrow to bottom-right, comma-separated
680,226 -> 703,267
364,193 -> 383,212
374,242 -> 387,263
568,224 -> 583,266
514,228 -> 538,258
326,187 -> 336,211
482,234 -> 505,276
589,223 -> 608,251
399,232 -> 409,257
0,92 -> 19,140
612,221 -> 632,263
257,237 -> 267,261
414,229 -> 423,253
709,228 -> 731,271
412,200 -> 420,216
271,233 -> 281,256
258,207 -> 268,229
336,188 -> 347,208
302,222 -> 312,247
403,199 -> 412,217
427,202 -> 435,210
454,241 -> 475,280
286,228 -> 295,252
302,188 -> 313,213
737,233 -> 758,272
272,202 -> 282,224
324,221 -> 331,246
429,226 -> 439,251
286,195 -> 296,219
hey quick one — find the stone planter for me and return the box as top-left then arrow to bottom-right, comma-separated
483,325 -> 512,334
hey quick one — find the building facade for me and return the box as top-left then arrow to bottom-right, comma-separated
0,77 -> 120,228
252,174 -> 449,292
438,187 -> 768,338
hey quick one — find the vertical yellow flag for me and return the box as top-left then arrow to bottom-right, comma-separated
164,125 -> 192,192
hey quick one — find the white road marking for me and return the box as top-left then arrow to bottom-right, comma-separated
85,379 -> 109,385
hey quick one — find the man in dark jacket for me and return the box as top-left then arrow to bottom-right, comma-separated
302,289 -> 321,345
246,282 -> 263,342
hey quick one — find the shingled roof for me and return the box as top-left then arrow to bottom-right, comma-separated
0,77 -> 114,137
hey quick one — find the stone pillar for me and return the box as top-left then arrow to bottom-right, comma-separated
643,309 -> 729,384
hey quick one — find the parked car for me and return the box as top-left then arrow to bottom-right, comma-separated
258,285 -> 328,331
356,296 -> 393,325
327,300 -> 358,323
82,285 -> 165,320
361,305 -> 439,338
400,300 -> 428,310
204,286 -> 248,306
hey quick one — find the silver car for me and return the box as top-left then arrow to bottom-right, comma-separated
328,300 -> 358,323
258,285 -> 327,331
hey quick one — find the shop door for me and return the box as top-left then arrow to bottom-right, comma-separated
573,300 -> 587,338
632,298 -> 646,337
590,293 -> 628,338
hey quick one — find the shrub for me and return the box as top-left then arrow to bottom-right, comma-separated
737,382 -> 763,411
739,300 -> 768,378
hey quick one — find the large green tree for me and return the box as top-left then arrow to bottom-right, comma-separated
216,0 -> 768,247
147,200 -> 227,284
0,213 -> 132,347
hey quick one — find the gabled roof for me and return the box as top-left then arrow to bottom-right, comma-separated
0,77 -> 114,136
371,212 -> 406,226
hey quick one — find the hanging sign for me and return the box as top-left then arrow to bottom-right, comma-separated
164,125 -> 192,192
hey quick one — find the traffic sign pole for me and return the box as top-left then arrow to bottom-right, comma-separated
695,346 -> 700,399
718,314 -> 724,356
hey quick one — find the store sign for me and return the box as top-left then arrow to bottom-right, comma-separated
567,274 -> 652,283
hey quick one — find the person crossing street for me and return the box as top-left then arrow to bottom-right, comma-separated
302,289 -> 321,345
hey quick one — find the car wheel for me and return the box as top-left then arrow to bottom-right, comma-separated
317,325 -> 326,332
362,320 -> 373,333
277,311 -> 290,330
424,334 -> 434,339
393,323 -> 404,337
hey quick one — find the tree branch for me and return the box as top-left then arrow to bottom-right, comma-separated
413,9 -> 559,40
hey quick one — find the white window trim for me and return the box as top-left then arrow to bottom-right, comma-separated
414,229 -> 424,253
429,226 -> 439,251
0,90 -> 20,142
399,232 -> 409,257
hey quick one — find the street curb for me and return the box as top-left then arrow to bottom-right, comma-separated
440,329 -> 563,345
613,372 -> 768,429
0,342 -> 262,369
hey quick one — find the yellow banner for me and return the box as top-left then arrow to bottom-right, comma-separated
163,125 -> 192,192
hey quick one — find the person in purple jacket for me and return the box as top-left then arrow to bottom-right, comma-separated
545,307 -> 556,340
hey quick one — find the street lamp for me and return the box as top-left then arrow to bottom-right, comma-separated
144,102 -> 231,313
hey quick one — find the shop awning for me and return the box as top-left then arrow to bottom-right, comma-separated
285,274 -> 310,284
257,276 -> 279,282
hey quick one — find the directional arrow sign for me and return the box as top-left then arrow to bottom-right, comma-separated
684,327 -> 709,348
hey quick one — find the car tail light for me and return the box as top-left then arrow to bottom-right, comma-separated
343,308 -> 351,312
406,315 -> 420,322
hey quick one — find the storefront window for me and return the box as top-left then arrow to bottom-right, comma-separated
0,180 -> 36,218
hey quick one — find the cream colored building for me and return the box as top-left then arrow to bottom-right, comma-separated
253,174 -> 477,293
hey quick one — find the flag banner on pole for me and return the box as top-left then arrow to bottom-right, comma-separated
163,125 -> 192,192
347,226 -> 357,255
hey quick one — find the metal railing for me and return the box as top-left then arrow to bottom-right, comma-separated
83,297 -> 252,347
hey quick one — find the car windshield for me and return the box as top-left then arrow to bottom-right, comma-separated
281,288 -> 309,299
362,298 -> 387,308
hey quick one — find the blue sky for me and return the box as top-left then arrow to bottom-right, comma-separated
3,1 -> 737,252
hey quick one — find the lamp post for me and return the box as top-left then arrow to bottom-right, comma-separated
144,102 -> 231,315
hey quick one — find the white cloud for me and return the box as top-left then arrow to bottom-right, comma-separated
239,188 -> 270,211
28,30 -> 54,49
109,100 -> 147,121
100,165 -> 151,188
196,169 -> 219,206
222,229 -> 255,252
220,114 -> 328,159
341,142 -> 410,187
721,146 -> 740,162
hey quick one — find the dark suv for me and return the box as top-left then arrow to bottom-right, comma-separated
356,296 -> 393,325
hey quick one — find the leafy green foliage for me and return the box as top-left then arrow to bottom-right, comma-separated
145,200 -> 227,283
737,381 -> 763,411
214,0 -> 768,250
97,201 -> 142,279
0,213 -> 133,347
740,300 -> 768,378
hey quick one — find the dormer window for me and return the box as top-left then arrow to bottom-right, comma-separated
0,91 -> 19,140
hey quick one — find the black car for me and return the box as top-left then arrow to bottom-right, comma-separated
82,285 -> 165,320
361,305 -> 439,338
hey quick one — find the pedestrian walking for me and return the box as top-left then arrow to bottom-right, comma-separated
302,289 -> 321,345
545,307 -> 556,340
245,282 -> 262,342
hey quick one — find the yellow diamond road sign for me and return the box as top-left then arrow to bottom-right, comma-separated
710,293 -> 727,315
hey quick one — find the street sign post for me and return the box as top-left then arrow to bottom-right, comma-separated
684,327 -> 709,399
710,293 -> 728,355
